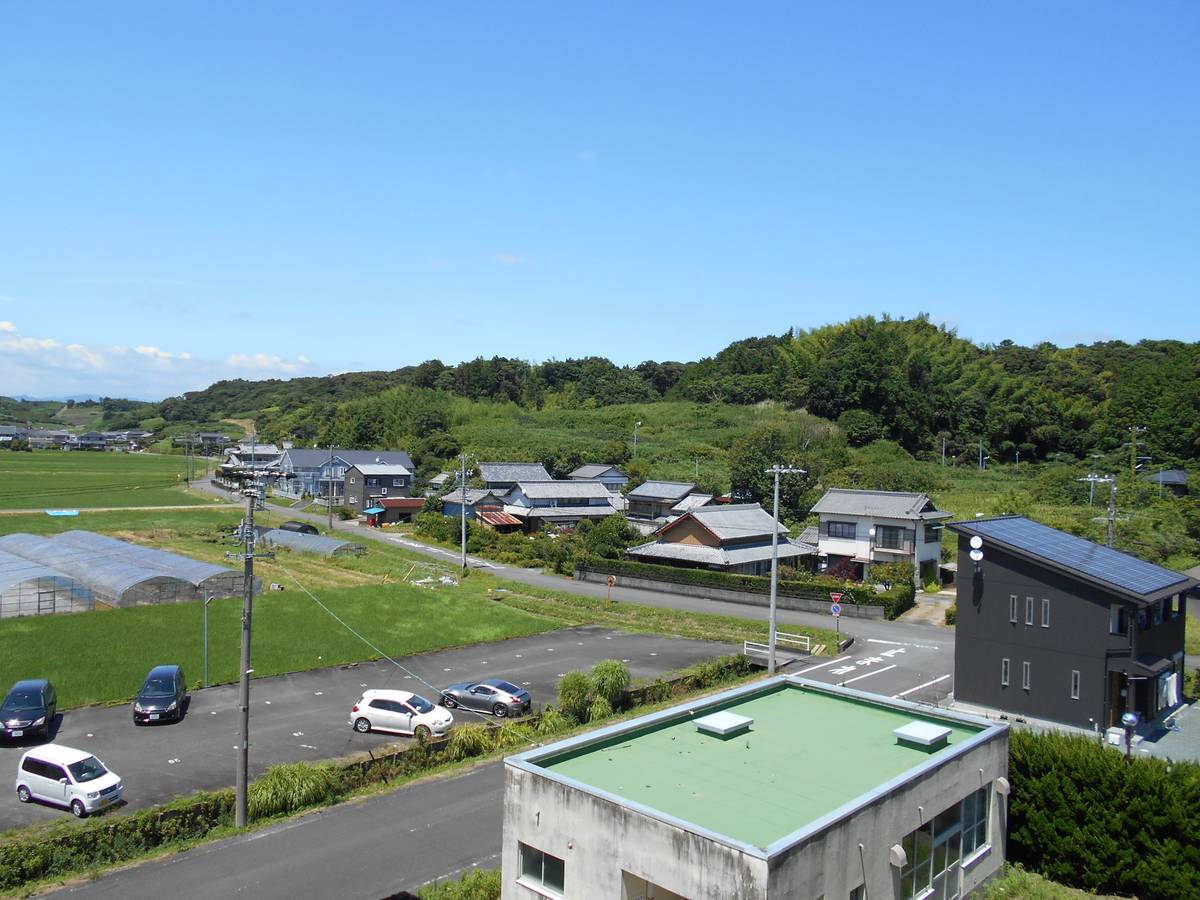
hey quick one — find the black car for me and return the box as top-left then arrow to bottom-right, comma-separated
1,679 -> 56,740
132,665 -> 188,724
440,678 -> 531,718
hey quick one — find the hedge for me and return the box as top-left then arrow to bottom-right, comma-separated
578,555 -> 916,619
1008,729 -> 1200,900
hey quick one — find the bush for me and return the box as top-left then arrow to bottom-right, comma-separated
419,867 -> 501,900
336,505 -> 357,520
587,696 -> 614,722
944,604 -> 957,626
448,723 -> 498,761
248,762 -> 342,820
866,560 -> 915,589
536,707 -> 570,736
557,670 -> 593,723
590,659 -> 631,709
1008,729 -> 1200,899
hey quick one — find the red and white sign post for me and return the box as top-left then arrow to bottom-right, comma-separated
830,591 -> 844,635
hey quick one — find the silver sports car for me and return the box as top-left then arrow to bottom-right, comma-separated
439,678 -> 531,718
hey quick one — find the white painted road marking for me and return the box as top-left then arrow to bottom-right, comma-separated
840,664 -> 898,685
867,638 -> 906,646
794,658 -> 840,675
893,674 -> 952,698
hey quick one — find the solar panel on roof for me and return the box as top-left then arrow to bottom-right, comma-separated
967,517 -> 1186,596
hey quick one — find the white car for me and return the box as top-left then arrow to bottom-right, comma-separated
15,744 -> 123,817
349,689 -> 453,739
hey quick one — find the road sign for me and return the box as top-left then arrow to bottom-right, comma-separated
831,602 -> 842,616
830,591 -> 843,603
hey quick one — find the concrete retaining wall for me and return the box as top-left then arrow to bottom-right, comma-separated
575,569 -> 886,620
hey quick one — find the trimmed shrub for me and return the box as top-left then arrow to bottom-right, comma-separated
557,670 -> 593,723
591,659 -> 631,709
248,762 -> 342,820
1008,729 -> 1200,900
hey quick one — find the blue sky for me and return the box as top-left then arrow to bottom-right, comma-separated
1,2 -> 1197,399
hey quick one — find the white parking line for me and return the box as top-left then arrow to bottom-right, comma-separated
893,674 -> 952,698
840,664 -> 897,685
867,638 -> 906,646
794,658 -> 840,675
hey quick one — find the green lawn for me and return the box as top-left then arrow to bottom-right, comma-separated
0,451 -> 213,510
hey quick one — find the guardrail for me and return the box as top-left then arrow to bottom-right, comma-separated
743,630 -> 812,660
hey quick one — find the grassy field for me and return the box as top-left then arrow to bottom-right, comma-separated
983,865 -> 1126,899
0,451 -> 215,510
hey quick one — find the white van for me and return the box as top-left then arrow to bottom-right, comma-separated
15,744 -> 123,817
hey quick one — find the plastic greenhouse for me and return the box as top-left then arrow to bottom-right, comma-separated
0,549 -> 95,618
258,529 -> 366,557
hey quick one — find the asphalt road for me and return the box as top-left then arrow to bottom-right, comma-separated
1,627 -> 733,832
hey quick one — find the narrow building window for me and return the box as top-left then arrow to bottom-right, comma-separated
1042,598 -> 1051,628
1009,595 -> 1017,623
1071,670 -> 1080,700
1025,597 -> 1034,626
1001,658 -> 1010,686
1022,661 -> 1031,690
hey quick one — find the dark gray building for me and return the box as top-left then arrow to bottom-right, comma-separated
478,462 -> 552,493
344,463 -> 413,510
950,516 -> 1194,730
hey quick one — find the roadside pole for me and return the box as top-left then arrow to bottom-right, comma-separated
235,483 -> 256,828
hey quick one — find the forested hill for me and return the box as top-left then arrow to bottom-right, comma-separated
150,315 -> 1199,464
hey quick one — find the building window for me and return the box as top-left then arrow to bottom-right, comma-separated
392,478 -> 404,487
849,886 -> 866,900
1110,604 -> 1127,635
1071,670 -> 1080,700
1009,595 -> 1017,624
349,477 -> 356,485
1041,598 -> 1050,628
1022,661 -> 1031,690
1001,658 -> 1010,687
827,521 -> 856,539
924,524 -> 942,544
875,524 -> 905,550
900,801 -> 963,899
1138,608 -> 1151,631
381,487 -> 387,495
960,787 -> 990,857
1025,597 -> 1034,626
518,842 -> 565,897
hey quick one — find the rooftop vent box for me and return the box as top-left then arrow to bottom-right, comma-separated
695,711 -> 753,738
894,721 -> 951,751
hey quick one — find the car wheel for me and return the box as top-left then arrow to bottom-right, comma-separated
354,717 -> 371,734
442,695 -> 457,709
16,785 -> 31,803
493,703 -> 508,718
71,799 -> 87,818
414,725 -> 431,740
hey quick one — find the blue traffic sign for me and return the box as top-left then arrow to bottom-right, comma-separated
831,602 -> 842,616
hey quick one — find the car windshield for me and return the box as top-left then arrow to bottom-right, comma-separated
493,681 -> 521,694
408,694 -> 435,714
1,691 -> 41,714
141,678 -> 174,697
67,756 -> 108,783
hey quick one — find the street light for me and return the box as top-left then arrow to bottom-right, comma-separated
765,464 -> 805,674
202,590 -> 213,687
633,421 -> 642,458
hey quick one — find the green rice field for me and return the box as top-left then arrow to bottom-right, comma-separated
0,451 -> 215,510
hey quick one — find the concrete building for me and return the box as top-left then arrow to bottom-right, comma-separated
503,677 -> 1009,900
950,515 -> 1194,730
810,489 -> 951,584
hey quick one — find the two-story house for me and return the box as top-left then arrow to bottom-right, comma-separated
950,516 -> 1194,730
627,503 -> 814,575
440,487 -> 509,521
567,464 -> 629,494
478,462 -> 552,493
810,488 -> 951,584
504,481 -> 616,531
626,481 -> 713,521
343,463 -> 413,509
275,448 -> 416,501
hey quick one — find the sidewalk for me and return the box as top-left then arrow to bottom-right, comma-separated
896,589 -> 954,627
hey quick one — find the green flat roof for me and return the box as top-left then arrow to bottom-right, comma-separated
537,683 -> 983,849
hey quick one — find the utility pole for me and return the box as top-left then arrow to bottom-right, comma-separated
941,435 -> 946,466
1107,480 -> 1118,549
236,479 -> 257,828
459,454 -> 469,572
327,444 -> 334,531
1129,425 -> 1147,477
764,464 -> 805,675
633,421 -> 642,458
978,438 -> 987,471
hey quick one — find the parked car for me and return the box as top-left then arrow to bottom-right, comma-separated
440,678 -> 531,718
279,520 -> 319,535
349,689 -> 453,738
15,744 -> 122,817
132,665 -> 188,725
1,679 -> 57,740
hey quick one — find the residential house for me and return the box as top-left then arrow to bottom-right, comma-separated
1141,468 -> 1189,497
504,480 -> 616,531
27,430 -> 71,449
567,464 -> 629,494
627,503 -> 814,575
950,515 -> 1194,730
274,448 -> 416,501
344,463 -> 413,510
478,462 -> 552,493
223,442 -> 282,467
441,488 -> 508,521
626,481 -> 712,521
503,676 -> 1008,900
0,426 -> 26,445
364,497 -> 426,526
74,431 -> 108,451
425,472 -> 453,496
810,488 -> 951,584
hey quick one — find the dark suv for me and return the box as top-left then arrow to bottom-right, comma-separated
1,679 -> 57,740
132,665 -> 188,724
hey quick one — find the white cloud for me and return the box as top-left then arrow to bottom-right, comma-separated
493,253 -> 525,266
0,323 -> 314,399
